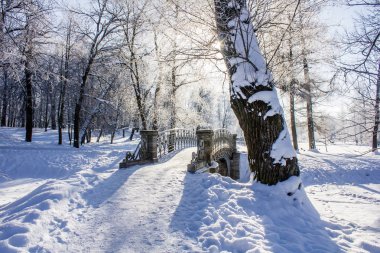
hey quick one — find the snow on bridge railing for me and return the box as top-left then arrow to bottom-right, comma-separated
119,128 -> 197,168
157,128 -> 197,158
120,127 -> 239,179
212,128 -> 235,158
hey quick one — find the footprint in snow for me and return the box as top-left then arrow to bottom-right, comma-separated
0,224 -> 29,240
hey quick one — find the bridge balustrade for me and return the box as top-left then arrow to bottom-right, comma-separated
157,129 -> 197,158
119,128 -> 239,179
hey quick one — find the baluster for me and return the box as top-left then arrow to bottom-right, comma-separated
183,130 -> 185,148
163,132 -> 165,155
186,129 -> 188,147
180,129 -> 182,149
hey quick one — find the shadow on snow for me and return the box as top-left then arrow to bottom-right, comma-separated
170,171 -> 343,252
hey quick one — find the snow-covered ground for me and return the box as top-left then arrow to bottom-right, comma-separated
0,128 -> 379,252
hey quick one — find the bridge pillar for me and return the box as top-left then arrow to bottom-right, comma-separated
140,130 -> 158,163
196,129 -> 214,165
232,134 -> 237,152
230,152 -> 240,180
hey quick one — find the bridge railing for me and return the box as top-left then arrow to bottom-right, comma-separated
212,128 -> 235,156
187,129 -> 237,174
119,128 -> 238,178
120,128 -> 197,168
157,128 -> 197,158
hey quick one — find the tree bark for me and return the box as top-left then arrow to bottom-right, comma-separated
73,57 -> 93,148
372,61 -> 380,152
24,56 -> 33,142
214,0 -> 299,185
300,19 -> 316,150
290,82 -> 298,151
97,128 -> 103,142
170,66 -> 177,129
44,86 -> 49,131
1,68 -> 8,126
58,22 -> 71,145
50,84 -> 56,130
169,4 -> 179,129
303,56 -> 316,150
130,53 -> 147,130
152,28 -> 162,130
58,54 -> 67,144
86,129 -> 91,143
111,130 -> 115,144
0,0 -> 7,127
288,24 -> 298,151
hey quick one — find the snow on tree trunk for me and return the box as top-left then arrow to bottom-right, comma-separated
373,61 -> 380,152
214,0 -> 299,185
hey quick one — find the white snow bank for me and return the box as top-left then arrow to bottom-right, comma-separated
173,171 -> 337,253
0,128 -> 137,182
0,179 -> 73,252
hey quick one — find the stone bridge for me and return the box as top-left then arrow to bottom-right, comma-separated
119,128 -> 240,179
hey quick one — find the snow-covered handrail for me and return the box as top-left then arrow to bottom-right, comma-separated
120,128 -> 197,168
120,128 -> 237,172
187,128 -> 238,177
212,129 -> 234,158
157,128 -> 197,158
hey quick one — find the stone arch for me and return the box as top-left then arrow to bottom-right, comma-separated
217,157 -> 230,177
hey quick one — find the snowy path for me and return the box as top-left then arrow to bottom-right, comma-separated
63,148 -> 201,253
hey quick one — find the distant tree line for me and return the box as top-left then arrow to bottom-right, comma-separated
0,0 -> 378,154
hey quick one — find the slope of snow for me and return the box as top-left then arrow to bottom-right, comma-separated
0,128 -> 379,252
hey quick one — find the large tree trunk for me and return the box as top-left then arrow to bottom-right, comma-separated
300,21 -> 316,150
214,0 -> 299,185
170,66 -> 177,129
288,25 -> 298,151
169,4 -> 179,129
58,22 -> 71,145
24,57 -> 33,142
73,78 -> 86,148
44,86 -> 49,131
0,0 -> 6,127
130,55 -> 147,130
302,56 -> 316,150
152,28 -> 162,130
58,58 -> 67,145
1,68 -> 8,126
50,84 -> 56,130
152,81 -> 161,130
73,56 -> 93,148
372,61 -> 380,152
290,82 -> 298,151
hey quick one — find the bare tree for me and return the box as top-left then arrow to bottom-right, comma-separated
4,0 -> 53,141
120,0 -> 150,130
71,0 -> 124,148
58,19 -> 74,145
341,0 -> 379,151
